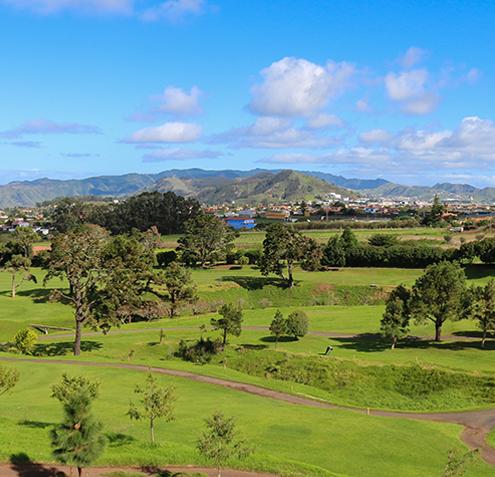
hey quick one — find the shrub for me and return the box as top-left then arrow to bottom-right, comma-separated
13,328 -> 38,355
243,249 -> 262,265
156,250 -> 178,268
176,338 -> 223,364
286,310 -> 309,339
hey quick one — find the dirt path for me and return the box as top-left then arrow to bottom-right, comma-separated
0,463 -> 278,477
2,357 -> 495,467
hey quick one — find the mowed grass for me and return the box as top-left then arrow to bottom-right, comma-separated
159,227 -> 448,250
0,360 -> 492,477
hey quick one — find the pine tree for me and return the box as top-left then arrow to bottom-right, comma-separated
50,376 -> 105,477
269,310 -> 286,348
380,285 -> 411,349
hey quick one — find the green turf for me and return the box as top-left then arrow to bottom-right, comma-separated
0,361 -> 492,477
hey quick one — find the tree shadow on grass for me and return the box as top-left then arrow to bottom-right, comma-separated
15,288 -> 53,304
140,466 -> 207,477
331,334 -> 495,352
463,263 -> 495,281
18,420 -> 53,429
34,340 -> 102,356
219,275 -> 293,290
239,343 -> 268,350
9,453 -> 66,477
105,432 -> 136,448
259,335 -> 299,343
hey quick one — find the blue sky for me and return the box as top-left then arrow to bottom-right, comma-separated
0,0 -> 494,186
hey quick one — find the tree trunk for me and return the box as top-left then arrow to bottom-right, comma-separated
434,321 -> 442,342
74,320 -> 82,356
482,328 -> 487,349
391,335 -> 397,350
217,467 -> 221,477
11,274 -> 16,298
223,328 -> 227,348
287,262 -> 294,288
150,418 -> 155,444
77,467 -> 82,477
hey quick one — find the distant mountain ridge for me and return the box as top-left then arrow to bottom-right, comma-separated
0,168 -> 493,207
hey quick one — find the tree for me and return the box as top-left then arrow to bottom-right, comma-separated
323,235 -> 346,268
50,375 -> 105,477
466,279 -> 495,348
128,373 -> 176,445
10,227 -> 39,258
4,255 -> 37,298
269,310 -> 286,348
368,234 -> 398,247
422,195 -> 445,226
162,261 -> 197,317
259,223 -> 307,288
340,227 -> 358,250
380,285 -> 411,349
286,310 -> 309,340
211,303 -> 243,348
13,328 -> 38,355
178,214 -> 237,268
197,412 -> 252,477
44,225 -> 109,356
300,238 -> 323,271
0,366 -> 19,397
411,261 -> 467,342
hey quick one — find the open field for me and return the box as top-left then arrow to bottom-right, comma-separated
2,260 -> 495,476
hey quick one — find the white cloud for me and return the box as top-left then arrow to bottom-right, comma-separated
141,0 -> 205,22
385,69 -> 439,115
307,113 -> 343,129
128,121 -> 201,143
142,147 -> 223,162
249,57 -> 355,117
158,86 -> 202,116
1,0 -> 132,14
211,118 -> 342,149
399,47 -> 427,68
359,129 -> 392,144
0,119 -> 102,138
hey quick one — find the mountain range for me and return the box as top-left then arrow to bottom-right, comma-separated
0,168 -> 494,208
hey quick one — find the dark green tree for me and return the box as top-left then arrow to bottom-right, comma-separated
269,310 -> 286,348
178,214 -> 237,268
323,235 -> 346,268
211,303 -> 243,347
380,285 -> 411,349
128,373 -> 176,445
300,238 -> 323,271
465,279 -> 495,348
422,195 -> 445,226
9,227 -> 39,258
161,261 -> 197,317
286,310 -> 309,340
368,234 -> 398,247
197,412 -> 252,477
340,227 -> 359,250
259,223 -> 307,288
50,375 -> 105,477
411,261 -> 467,341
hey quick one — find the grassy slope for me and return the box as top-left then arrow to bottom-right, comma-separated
0,361 -> 492,477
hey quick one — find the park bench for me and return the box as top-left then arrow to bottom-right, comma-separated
30,324 -> 73,335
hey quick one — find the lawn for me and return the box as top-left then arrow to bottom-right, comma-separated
0,360 -> 492,477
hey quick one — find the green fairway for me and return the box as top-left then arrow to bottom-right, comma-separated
0,360 -> 492,477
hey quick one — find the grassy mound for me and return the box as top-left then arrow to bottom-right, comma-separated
221,349 -> 495,411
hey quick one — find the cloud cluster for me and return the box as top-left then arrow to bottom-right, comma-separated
0,119 -> 102,139
249,57 -> 354,117
128,121 -> 201,143
1,0 -> 208,21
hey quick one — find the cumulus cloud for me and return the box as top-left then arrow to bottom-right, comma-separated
158,86 -> 202,115
399,47 -> 428,68
127,121 -> 201,143
355,99 -> 371,112
1,0 -> 133,15
306,113 -> 343,129
359,129 -> 392,144
0,119 -> 102,139
140,0 -> 205,22
142,147 -> 223,162
385,69 -> 439,115
211,117 -> 343,149
249,57 -> 355,117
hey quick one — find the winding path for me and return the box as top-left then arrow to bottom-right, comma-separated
2,356 -> 495,467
